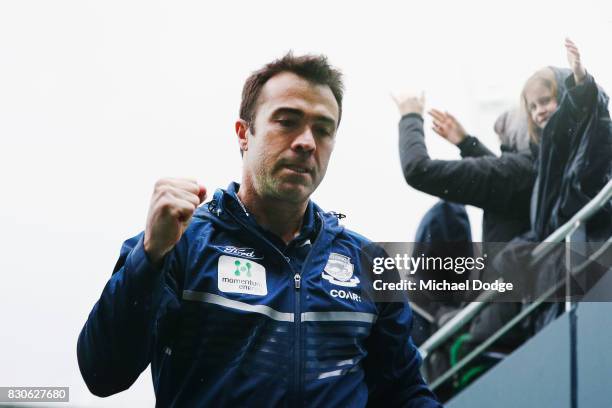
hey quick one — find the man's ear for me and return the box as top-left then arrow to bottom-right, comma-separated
235,119 -> 250,153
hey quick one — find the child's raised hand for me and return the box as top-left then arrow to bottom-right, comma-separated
565,38 -> 586,84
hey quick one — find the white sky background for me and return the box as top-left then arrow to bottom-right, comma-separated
1,0 -> 611,406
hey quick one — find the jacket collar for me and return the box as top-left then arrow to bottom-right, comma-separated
194,182 -> 343,240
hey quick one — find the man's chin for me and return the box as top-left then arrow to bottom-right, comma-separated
274,182 -> 314,203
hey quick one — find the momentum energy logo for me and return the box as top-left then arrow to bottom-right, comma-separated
218,255 -> 267,296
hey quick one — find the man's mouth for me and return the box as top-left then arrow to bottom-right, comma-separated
284,165 -> 311,174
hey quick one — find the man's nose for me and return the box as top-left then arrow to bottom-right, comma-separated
292,127 -> 316,152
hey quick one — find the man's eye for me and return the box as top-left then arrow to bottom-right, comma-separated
277,119 -> 297,128
315,127 -> 332,137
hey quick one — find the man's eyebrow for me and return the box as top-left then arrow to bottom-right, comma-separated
271,107 -> 304,118
271,107 -> 336,128
314,115 -> 337,128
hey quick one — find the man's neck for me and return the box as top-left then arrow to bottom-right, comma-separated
236,186 -> 308,245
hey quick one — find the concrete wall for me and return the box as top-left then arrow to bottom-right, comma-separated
447,273 -> 612,408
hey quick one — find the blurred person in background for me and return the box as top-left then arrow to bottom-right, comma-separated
393,94 -> 533,244
521,38 -> 611,242
493,39 -> 612,333
392,84 -> 537,361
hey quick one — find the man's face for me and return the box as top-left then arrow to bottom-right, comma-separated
238,72 -> 339,203
525,82 -> 558,129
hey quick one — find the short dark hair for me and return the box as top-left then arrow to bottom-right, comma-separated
239,52 -> 344,132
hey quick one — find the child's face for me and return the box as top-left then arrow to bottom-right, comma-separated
525,82 -> 558,129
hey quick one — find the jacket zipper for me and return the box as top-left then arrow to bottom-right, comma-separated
293,271 -> 301,407
225,206 -> 326,405
293,214 -> 324,407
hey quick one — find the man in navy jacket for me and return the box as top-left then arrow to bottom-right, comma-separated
77,53 -> 441,407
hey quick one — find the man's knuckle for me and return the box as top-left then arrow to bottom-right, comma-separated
162,185 -> 178,198
156,178 -> 172,188
185,185 -> 198,195
158,198 -> 176,213
188,194 -> 199,205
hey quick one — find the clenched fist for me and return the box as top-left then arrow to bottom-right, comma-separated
144,178 -> 207,264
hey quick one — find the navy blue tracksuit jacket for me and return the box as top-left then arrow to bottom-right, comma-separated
77,183 -> 441,407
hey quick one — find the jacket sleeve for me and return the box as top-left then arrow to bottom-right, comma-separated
563,71 -> 598,120
364,300 -> 442,407
77,233 -> 181,397
399,113 -> 535,214
553,72 -> 612,236
458,135 -> 496,158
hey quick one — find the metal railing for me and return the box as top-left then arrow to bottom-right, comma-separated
531,178 -> 612,262
419,178 -> 612,390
